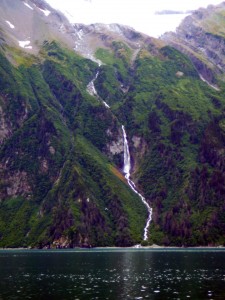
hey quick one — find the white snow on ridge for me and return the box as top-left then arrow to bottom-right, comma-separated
18,40 -> 32,49
5,21 -> 15,29
39,8 -> 51,16
23,2 -> 34,10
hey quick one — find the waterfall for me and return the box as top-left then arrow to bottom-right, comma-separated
87,71 -> 110,108
87,72 -> 99,96
122,125 -> 152,241
122,126 -> 131,177
199,74 -> 220,91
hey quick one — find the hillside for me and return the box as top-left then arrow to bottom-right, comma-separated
0,0 -> 225,248
162,2 -> 225,86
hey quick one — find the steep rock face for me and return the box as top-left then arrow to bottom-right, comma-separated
0,0 -> 156,64
107,130 -> 123,156
0,106 -> 12,144
0,168 -> 32,199
70,21 -> 160,66
162,3 -> 225,85
73,22 -> 150,51
0,0 -> 77,52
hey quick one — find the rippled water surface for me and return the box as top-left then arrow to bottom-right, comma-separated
0,248 -> 225,299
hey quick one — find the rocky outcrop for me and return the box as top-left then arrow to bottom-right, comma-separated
0,166 -> 32,200
72,22 -> 156,63
162,3 -> 225,84
0,0 -> 153,64
108,138 -> 123,155
131,135 -> 148,176
0,106 -> 12,145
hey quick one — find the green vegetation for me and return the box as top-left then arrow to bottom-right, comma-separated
0,41 -> 146,248
95,42 -> 131,106
1,25 -> 225,248
114,45 -> 225,247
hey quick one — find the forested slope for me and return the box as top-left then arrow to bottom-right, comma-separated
0,0 -> 225,247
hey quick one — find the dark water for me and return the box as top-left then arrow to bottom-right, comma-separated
0,248 -> 225,300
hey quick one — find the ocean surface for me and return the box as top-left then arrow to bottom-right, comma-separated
0,248 -> 225,299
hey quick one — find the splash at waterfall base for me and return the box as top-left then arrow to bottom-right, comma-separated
122,126 -> 153,243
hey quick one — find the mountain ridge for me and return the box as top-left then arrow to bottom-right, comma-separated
0,0 -> 225,248
162,2 -> 225,87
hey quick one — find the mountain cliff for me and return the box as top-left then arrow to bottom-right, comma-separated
0,0 -> 225,248
162,2 -> 225,87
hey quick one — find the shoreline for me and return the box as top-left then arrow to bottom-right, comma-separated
1,245 -> 225,251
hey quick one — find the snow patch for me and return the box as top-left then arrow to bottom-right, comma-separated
23,2 -> 34,10
18,40 -> 32,49
39,8 -> 51,16
5,21 -> 15,29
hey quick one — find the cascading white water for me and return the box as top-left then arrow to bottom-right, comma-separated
87,71 -> 110,108
199,74 -> 220,91
122,125 -> 152,241
87,72 -> 99,96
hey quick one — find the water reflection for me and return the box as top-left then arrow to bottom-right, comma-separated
0,249 -> 225,299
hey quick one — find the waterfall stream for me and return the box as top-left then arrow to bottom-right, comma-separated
86,71 -> 151,239
87,72 -> 99,96
87,72 -> 110,108
122,125 -> 152,241
199,74 -> 220,91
